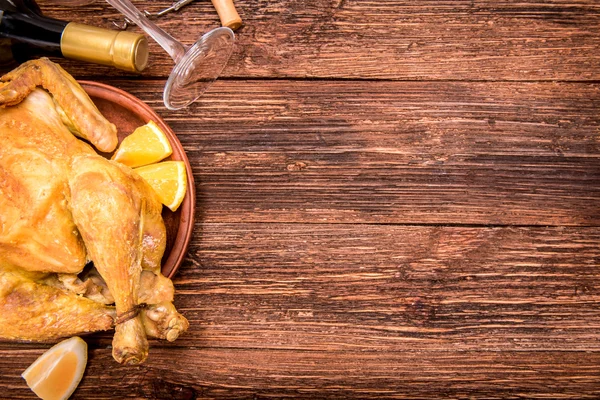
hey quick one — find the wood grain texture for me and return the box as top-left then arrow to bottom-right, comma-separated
177,224 -> 600,353
6,349 -> 600,399
33,0 -> 600,80
1,0 -> 599,399
76,79 -> 600,226
2,225 -> 600,398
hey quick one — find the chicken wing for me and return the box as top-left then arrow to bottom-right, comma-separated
0,266 -> 115,341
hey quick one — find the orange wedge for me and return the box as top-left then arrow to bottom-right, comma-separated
135,160 -> 187,212
21,336 -> 88,400
111,120 -> 173,168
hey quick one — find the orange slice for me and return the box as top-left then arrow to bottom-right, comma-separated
21,336 -> 88,400
134,160 -> 187,212
111,120 -> 173,168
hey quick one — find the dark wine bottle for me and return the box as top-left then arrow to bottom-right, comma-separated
0,0 -> 148,72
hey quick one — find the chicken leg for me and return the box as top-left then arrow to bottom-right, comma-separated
69,155 -> 175,364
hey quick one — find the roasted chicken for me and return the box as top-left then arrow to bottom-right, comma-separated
0,58 -> 188,364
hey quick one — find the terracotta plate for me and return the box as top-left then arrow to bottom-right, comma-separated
80,81 -> 195,279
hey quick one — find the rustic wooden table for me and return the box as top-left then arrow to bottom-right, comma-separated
2,1 -> 600,398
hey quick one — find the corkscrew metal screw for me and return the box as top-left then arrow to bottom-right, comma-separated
113,0 -> 196,30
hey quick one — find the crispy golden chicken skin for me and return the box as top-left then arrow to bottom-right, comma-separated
0,58 -> 188,364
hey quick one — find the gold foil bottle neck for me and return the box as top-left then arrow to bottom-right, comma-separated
61,22 -> 148,73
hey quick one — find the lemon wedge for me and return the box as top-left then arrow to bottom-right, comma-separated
111,120 -> 173,168
135,160 -> 187,212
21,336 -> 88,400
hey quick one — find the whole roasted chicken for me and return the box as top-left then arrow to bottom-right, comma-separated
0,58 -> 188,364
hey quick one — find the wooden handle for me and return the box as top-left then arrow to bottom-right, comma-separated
211,0 -> 242,31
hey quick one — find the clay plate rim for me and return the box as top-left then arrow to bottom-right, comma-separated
79,80 -> 195,279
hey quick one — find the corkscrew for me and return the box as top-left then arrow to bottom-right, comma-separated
113,0 -> 242,32
113,0 -> 196,30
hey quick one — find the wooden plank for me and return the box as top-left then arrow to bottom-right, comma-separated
86,79 -> 600,225
4,348 -> 600,399
1,224 -> 600,398
36,0 -> 600,80
177,224 -> 600,352
0,2 -> 596,399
